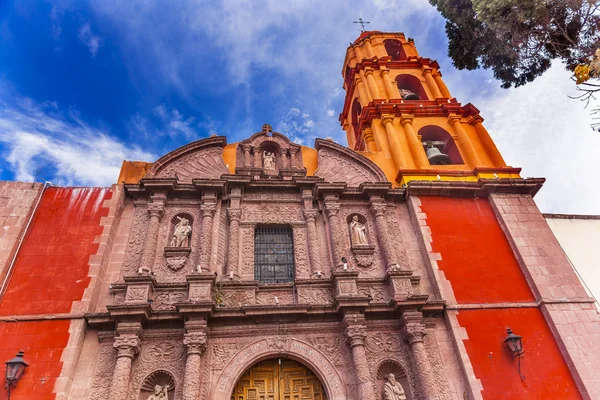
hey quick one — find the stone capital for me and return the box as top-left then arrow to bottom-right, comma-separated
447,114 -> 462,126
184,331 -> 207,355
113,335 -> 140,358
400,310 -> 428,344
227,208 -> 242,221
381,114 -> 395,126
324,202 -> 341,217
364,68 -> 375,76
345,325 -> 368,347
241,144 -> 251,152
400,114 -> 415,125
466,114 -> 485,125
147,202 -> 165,219
380,68 -> 390,76
289,147 -> 298,155
422,67 -> 433,75
362,127 -> 375,143
303,209 -> 318,222
369,201 -> 387,217
200,202 -> 217,217
279,148 -> 288,155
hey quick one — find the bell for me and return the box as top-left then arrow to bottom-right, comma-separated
399,88 -> 420,100
426,142 -> 451,165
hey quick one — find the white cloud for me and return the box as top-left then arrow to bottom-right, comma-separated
78,22 -> 101,57
327,109 -> 335,117
0,98 -> 155,186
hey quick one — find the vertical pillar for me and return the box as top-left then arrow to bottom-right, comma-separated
353,45 -> 365,62
401,311 -> 438,400
303,209 -> 322,274
432,71 -> 451,98
140,196 -> 165,271
355,77 -> 371,105
369,199 -> 398,269
381,115 -> 408,170
253,146 -> 261,168
470,116 -> 506,167
226,208 -> 241,277
198,201 -> 217,272
423,68 -> 443,99
381,69 -> 400,100
289,148 -> 298,169
182,320 -> 207,400
345,314 -> 377,400
400,114 -> 429,168
110,323 -> 141,400
363,39 -> 375,59
364,69 -> 381,99
242,145 -> 252,167
448,115 -> 481,167
279,148 -> 288,170
362,127 -> 378,153
324,197 -> 344,268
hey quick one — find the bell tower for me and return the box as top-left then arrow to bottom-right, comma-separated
339,31 -> 518,185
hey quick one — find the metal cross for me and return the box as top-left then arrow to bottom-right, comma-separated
353,18 -> 370,32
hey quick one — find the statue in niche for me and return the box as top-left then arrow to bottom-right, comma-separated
263,151 -> 276,170
383,373 -> 406,400
170,216 -> 192,247
147,385 -> 168,400
350,215 -> 369,245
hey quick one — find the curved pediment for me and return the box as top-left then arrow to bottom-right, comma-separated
314,139 -> 387,186
145,136 -> 229,181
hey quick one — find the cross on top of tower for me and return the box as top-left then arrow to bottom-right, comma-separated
353,18 -> 370,32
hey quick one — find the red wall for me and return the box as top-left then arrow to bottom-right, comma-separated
0,187 -> 110,400
420,197 -> 581,399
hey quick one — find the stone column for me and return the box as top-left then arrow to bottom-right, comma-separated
109,323 -> 141,400
253,146 -> 262,168
369,200 -> 398,269
198,202 -> 217,272
433,71 -> 451,98
289,148 -> 298,169
381,115 -> 408,170
182,320 -> 207,400
363,39 -> 375,59
448,115 -> 481,167
140,197 -> 165,271
345,316 -> 377,400
324,198 -> 344,268
364,69 -> 381,99
303,209 -> 322,274
423,68 -> 443,99
362,127 -> 378,153
400,114 -> 429,168
355,77 -> 371,104
353,45 -> 365,62
470,116 -> 506,167
242,144 -> 252,167
381,69 -> 400,100
358,70 -> 373,102
401,311 -> 437,400
279,148 -> 288,170
226,208 -> 241,277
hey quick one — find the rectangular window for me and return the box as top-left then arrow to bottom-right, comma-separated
254,225 -> 295,283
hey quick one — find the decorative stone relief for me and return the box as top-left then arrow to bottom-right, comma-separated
297,287 -> 334,305
255,291 -> 295,305
122,207 -> 149,276
221,289 -> 254,307
242,203 -> 304,224
212,343 -> 239,369
239,226 -> 255,278
292,226 -> 310,278
358,284 -> 389,303
308,335 -> 343,365
153,291 -> 186,311
89,342 -> 116,400
366,332 -> 402,353
126,287 -> 149,303
424,328 -> 452,400
151,146 -> 229,182
140,342 -> 185,363
156,208 -> 200,282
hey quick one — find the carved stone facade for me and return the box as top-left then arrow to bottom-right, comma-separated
85,130 -> 460,400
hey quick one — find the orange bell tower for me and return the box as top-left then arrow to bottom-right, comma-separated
339,31 -> 520,186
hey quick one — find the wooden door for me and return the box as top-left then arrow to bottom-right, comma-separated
231,359 -> 327,400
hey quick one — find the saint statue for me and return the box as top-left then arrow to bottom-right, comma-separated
350,215 -> 368,245
383,373 -> 406,400
170,216 -> 192,247
263,151 -> 276,170
147,385 -> 168,400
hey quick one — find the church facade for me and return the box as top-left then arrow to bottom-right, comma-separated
0,31 -> 598,400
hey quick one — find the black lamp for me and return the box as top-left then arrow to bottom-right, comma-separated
5,351 -> 28,398
503,328 -> 525,379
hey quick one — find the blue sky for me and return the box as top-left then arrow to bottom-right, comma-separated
0,0 -> 599,214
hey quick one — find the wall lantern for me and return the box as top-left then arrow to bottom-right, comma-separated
503,328 -> 525,379
5,351 -> 28,399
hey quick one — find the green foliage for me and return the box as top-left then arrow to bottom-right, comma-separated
429,0 -> 600,88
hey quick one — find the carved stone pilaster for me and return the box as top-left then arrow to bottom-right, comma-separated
182,320 -> 207,400
109,323 -> 141,400
303,209 -> 322,274
401,311 -> 438,400
226,208 -> 242,277
324,199 -> 344,267
198,201 -> 217,271
369,199 -> 399,269
344,315 -> 376,400
242,144 -> 252,167
289,148 -> 298,169
279,148 -> 288,169
140,198 -> 165,271
252,146 -> 261,168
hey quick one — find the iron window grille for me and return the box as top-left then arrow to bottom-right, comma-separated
254,225 -> 295,283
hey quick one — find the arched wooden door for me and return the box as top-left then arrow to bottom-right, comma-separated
231,358 -> 327,400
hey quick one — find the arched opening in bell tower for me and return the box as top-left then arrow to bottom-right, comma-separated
419,125 -> 464,165
231,358 -> 328,400
395,74 -> 428,101
384,39 -> 407,61
351,97 -> 362,140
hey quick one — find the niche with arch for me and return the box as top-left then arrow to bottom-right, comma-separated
419,126 -> 464,165
395,75 -> 428,101
351,98 -> 363,142
347,213 -> 375,266
384,39 -> 407,61
139,370 -> 175,400
168,213 -> 194,248
376,360 -> 413,400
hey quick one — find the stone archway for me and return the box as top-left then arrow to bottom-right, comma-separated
211,339 -> 347,400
